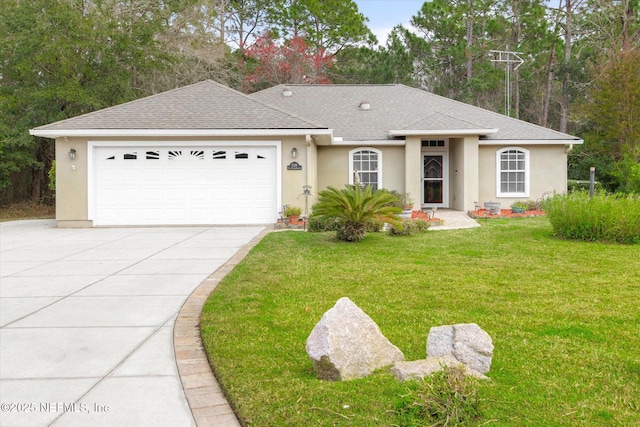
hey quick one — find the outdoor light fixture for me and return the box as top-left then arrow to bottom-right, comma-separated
291,147 -> 297,159
69,148 -> 77,160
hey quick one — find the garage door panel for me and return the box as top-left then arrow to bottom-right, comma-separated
94,145 -> 277,225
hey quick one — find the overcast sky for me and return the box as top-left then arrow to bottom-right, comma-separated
354,0 -> 425,45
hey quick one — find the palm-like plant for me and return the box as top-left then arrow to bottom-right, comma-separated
311,185 -> 403,241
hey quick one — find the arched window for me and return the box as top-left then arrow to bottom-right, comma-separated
496,147 -> 530,197
349,148 -> 381,190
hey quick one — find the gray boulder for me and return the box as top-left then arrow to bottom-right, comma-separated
306,297 -> 405,381
426,323 -> 493,374
391,356 -> 488,381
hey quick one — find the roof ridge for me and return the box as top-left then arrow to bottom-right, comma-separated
254,83 -> 399,90
398,84 -> 578,139
402,111 -> 492,130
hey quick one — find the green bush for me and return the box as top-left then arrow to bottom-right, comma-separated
525,199 -> 541,211
388,219 -> 431,236
543,191 -> 640,243
395,366 -> 481,426
307,215 -> 340,232
309,214 -> 384,233
311,185 -> 402,242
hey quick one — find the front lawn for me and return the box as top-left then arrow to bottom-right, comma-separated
201,217 -> 640,426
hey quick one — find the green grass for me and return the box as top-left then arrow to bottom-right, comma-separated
201,218 -> 640,426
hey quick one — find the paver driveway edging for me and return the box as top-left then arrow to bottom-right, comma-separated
174,227 -> 272,427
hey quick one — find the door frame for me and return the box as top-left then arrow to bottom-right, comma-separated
421,140 -> 449,208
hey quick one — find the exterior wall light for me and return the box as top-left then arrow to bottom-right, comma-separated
291,147 -> 297,159
69,148 -> 77,160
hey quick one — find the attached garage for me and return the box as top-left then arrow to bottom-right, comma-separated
91,143 -> 279,226
30,81 -> 329,227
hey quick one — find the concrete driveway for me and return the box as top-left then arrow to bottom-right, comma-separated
0,220 -> 264,427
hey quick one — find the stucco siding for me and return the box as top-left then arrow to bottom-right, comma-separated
404,138 -> 421,210
54,135 -> 309,226
56,137 -> 90,225
317,145 -> 405,193
479,144 -> 568,206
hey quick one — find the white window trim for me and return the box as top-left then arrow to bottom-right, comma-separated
348,147 -> 382,189
496,146 -> 530,198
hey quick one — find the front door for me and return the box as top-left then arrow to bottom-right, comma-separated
422,154 -> 448,207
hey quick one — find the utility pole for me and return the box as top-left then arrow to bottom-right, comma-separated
490,50 -> 525,117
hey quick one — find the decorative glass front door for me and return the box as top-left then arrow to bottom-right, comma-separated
423,154 -> 445,205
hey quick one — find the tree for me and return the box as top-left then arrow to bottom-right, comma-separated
242,33 -> 333,92
332,27 -> 418,85
0,0 -> 175,202
583,49 -> 640,158
572,48 -> 640,192
266,0 -> 375,53
227,0 -> 271,51
311,185 -> 402,242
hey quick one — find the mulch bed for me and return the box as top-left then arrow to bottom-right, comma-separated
411,211 -> 442,224
469,208 -> 546,219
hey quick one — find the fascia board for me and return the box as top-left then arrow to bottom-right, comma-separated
332,139 -> 406,146
479,139 -> 583,145
29,128 -> 333,138
389,129 -> 499,137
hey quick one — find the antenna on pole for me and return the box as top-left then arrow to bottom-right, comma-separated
490,50 -> 524,117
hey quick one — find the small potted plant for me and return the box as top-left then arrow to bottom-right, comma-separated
400,193 -> 414,219
511,201 -> 527,214
284,206 -> 303,224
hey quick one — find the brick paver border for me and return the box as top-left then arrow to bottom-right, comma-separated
174,228 -> 272,427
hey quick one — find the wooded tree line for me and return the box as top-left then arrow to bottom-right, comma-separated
1,0 -> 638,204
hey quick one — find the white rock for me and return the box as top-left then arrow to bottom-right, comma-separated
427,323 -> 494,374
391,356 -> 489,381
306,297 -> 405,380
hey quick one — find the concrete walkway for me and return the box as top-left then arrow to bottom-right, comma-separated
428,209 -> 481,230
0,220 -> 263,427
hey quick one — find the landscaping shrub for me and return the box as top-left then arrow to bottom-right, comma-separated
309,213 -> 383,233
525,199 -> 541,211
311,185 -> 402,242
307,214 -> 340,232
388,219 -> 430,236
543,190 -> 640,243
395,366 -> 480,426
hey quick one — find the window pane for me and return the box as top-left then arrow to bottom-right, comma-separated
353,149 -> 379,188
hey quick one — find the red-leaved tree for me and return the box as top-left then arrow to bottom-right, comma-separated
242,33 -> 333,92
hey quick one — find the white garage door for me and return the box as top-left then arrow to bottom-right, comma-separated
93,145 -> 278,225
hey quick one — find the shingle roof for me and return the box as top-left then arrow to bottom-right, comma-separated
401,112 -> 493,131
250,84 -> 580,141
31,80 -> 325,131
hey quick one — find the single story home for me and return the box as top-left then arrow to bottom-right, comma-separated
30,80 -> 582,227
